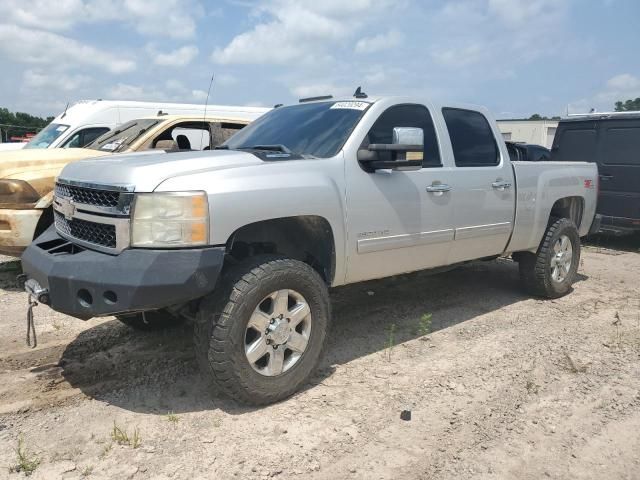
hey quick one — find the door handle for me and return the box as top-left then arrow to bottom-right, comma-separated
492,181 -> 512,190
426,183 -> 452,194
599,174 -> 613,180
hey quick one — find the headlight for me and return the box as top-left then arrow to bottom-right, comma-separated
131,192 -> 209,248
0,179 -> 41,205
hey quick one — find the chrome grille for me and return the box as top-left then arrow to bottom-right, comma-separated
55,182 -> 120,208
54,211 -> 117,249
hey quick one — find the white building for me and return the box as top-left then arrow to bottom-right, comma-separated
497,120 -> 558,148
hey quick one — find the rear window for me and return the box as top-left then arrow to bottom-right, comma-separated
552,127 -> 597,163
601,127 -> 640,165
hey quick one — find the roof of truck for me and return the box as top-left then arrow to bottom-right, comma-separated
562,111 -> 640,122
136,113 -> 253,123
52,100 -> 269,125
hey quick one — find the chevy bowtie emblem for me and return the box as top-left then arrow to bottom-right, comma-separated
55,196 -> 76,220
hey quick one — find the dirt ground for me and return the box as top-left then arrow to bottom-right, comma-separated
1,236 -> 639,480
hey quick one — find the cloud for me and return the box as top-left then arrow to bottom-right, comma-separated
212,0 -> 396,65
488,0 -> 564,26
355,30 -> 403,54
570,73 -> 640,113
2,0 -> 201,39
23,70 -> 91,91
290,83 -> 352,99
606,73 -> 640,91
0,25 -> 135,74
429,0 -> 569,68
153,45 -> 199,67
191,89 -> 209,101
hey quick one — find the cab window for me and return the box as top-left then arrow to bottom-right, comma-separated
148,121 -> 246,151
362,104 -> 441,167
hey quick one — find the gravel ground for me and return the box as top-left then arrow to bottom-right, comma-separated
0,237 -> 639,479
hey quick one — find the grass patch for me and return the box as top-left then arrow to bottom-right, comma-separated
386,323 -> 396,362
166,412 -> 180,424
81,465 -> 94,477
9,437 -> 40,476
416,313 -> 432,336
110,422 -> 142,449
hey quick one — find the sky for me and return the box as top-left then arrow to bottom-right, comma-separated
0,0 -> 639,119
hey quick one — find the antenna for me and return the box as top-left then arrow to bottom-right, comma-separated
203,74 -> 215,149
60,102 -> 69,119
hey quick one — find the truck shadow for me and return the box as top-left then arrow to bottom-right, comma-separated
58,258 -> 585,415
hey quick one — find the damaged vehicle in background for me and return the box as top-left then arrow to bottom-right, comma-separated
0,109 -> 267,256
20,93 -> 598,405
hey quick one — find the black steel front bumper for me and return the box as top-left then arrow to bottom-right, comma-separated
21,226 -> 225,320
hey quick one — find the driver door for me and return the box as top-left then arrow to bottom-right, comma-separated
344,104 -> 455,283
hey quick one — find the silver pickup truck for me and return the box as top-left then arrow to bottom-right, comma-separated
21,95 -> 599,404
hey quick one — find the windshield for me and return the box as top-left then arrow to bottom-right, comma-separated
23,123 -> 70,149
223,101 -> 370,158
87,119 -> 162,152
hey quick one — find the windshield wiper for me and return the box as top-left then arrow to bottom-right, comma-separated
248,144 -> 292,154
114,127 -> 151,153
214,145 -> 229,150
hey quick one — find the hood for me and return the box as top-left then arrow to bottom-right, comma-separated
0,143 -> 25,151
0,148 -> 110,196
59,150 -> 265,192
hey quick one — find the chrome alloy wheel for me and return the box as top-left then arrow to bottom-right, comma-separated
550,234 -> 573,283
244,289 -> 312,376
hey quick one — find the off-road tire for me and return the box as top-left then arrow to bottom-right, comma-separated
194,256 -> 330,405
518,217 -> 581,298
116,310 -> 184,331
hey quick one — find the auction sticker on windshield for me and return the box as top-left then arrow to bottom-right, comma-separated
330,101 -> 370,110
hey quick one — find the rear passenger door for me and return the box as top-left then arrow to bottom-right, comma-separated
597,119 -> 640,220
442,108 -> 516,263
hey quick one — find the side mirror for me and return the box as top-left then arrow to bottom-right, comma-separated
357,127 -> 424,171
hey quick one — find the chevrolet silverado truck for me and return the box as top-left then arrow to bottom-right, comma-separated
21,95 -> 598,405
0,112 -> 265,256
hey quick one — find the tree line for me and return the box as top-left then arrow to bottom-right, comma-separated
0,108 -> 53,142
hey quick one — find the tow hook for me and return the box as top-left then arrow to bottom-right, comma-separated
18,276 -> 50,349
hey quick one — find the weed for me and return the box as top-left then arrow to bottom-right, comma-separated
131,429 -> 142,449
99,442 -> 112,459
110,422 -> 141,449
166,412 -> 180,424
562,349 -> 587,374
613,311 -> 622,347
9,437 -> 40,476
81,465 -> 94,477
417,313 -> 432,336
386,323 -> 396,362
525,379 -> 539,394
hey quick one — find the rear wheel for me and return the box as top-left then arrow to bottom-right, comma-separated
194,256 -> 330,405
518,218 -> 581,298
116,310 -> 183,331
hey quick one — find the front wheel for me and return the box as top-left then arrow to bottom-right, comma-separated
194,256 -> 330,405
518,217 -> 581,298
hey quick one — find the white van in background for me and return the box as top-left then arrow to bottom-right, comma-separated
0,100 -> 268,152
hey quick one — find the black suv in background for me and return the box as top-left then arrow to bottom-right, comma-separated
506,141 -> 551,162
551,113 -> 640,235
